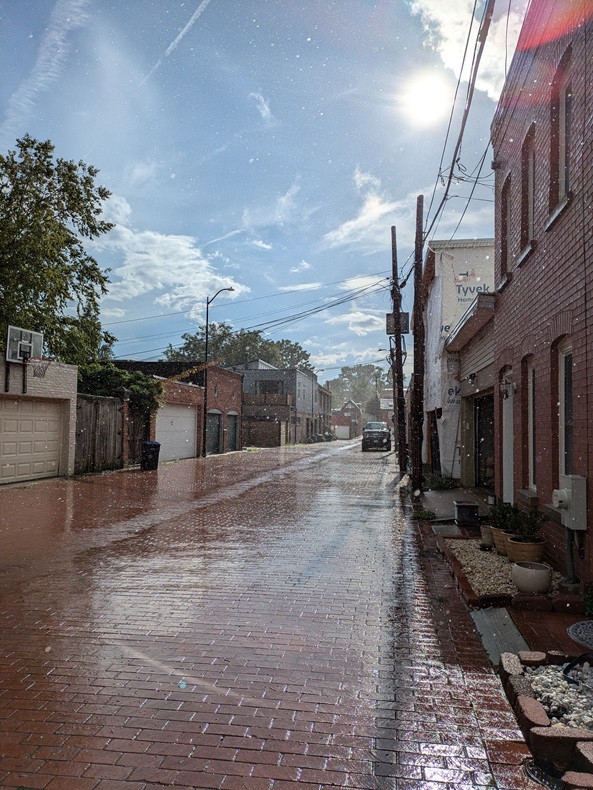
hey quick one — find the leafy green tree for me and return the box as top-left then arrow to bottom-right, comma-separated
78,362 -> 164,415
164,322 -> 313,371
0,135 -> 114,364
326,364 -> 389,412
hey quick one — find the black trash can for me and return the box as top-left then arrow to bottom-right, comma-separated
141,441 -> 161,470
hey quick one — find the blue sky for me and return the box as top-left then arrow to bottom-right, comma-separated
0,0 -> 527,382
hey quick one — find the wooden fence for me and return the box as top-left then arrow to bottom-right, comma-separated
74,395 -> 149,474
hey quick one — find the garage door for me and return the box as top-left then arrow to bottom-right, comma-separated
156,404 -> 197,462
0,398 -> 62,484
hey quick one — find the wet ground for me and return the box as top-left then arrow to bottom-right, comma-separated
0,442 -> 539,789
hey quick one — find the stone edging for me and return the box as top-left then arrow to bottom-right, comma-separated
499,651 -> 593,790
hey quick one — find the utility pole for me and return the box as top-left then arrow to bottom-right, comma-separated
390,226 -> 407,475
411,196 -> 425,492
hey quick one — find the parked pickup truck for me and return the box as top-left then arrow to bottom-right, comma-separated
361,422 -> 391,452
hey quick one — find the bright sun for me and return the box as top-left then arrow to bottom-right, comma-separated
399,73 -> 452,127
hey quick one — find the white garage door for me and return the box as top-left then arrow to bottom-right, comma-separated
156,404 -> 197,462
0,398 -> 62,484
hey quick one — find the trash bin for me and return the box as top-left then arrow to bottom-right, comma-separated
454,500 -> 480,528
141,441 -> 160,471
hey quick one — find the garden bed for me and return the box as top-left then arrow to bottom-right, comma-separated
436,535 -> 585,612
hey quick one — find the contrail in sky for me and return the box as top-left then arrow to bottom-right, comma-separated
141,0 -> 214,85
0,0 -> 89,148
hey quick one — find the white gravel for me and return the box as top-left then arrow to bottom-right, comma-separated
526,662 -> 593,729
443,538 -> 562,597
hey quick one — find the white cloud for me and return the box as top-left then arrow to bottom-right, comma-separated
290,260 -> 313,273
325,311 -> 385,337
408,0 -> 529,101
249,91 -> 276,125
251,239 -> 273,250
95,196 -> 247,311
0,0 -> 90,148
339,275 -> 388,291
322,168 -> 417,253
278,282 -> 322,292
242,181 -> 301,230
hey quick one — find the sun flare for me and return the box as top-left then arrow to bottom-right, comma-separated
399,73 -> 452,127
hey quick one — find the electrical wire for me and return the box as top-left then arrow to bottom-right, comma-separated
113,278 -> 390,360
422,0 -> 496,245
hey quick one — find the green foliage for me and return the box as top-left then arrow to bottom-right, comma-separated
489,501 -> 522,533
514,508 -> 546,540
426,472 -> 457,490
165,322 -> 313,371
0,135 -> 114,363
415,509 -> 436,521
78,362 -> 164,415
489,501 -> 544,539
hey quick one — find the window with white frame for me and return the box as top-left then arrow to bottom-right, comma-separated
527,359 -> 536,490
558,339 -> 573,476
501,176 -> 511,277
550,50 -> 572,211
521,126 -> 535,251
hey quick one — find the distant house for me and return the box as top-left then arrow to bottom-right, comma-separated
332,400 -> 362,439
114,360 -> 242,458
229,360 -> 331,446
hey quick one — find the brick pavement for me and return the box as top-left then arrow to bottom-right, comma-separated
0,443 -> 539,789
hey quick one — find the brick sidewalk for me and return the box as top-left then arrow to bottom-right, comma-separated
0,444 -> 539,788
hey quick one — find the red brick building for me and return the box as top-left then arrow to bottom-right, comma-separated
116,361 -> 242,458
491,0 -> 592,583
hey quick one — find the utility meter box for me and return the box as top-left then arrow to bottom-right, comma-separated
552,474 -> 587,530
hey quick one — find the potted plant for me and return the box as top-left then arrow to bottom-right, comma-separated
508,508 -> 546,563
489,501 -> 521,556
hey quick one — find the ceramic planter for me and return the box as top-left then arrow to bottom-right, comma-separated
480,524 -> 493,547
512,561 -> 552,594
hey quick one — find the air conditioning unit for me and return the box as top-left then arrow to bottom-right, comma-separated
552,475 -> 587,531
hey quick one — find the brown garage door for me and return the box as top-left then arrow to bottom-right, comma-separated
0,398 -> 62,484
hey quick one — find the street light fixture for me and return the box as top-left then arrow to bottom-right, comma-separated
202,287 -> 234,457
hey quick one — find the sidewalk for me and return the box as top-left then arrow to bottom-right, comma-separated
414,485 -> 587,659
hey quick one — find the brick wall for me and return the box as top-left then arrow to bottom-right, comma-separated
491,0 -> 592,582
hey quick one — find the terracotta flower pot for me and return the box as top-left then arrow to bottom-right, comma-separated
512,561 -> 552,594
503,531 -> 518,561
508,537 -> 545,563
491,526 -> 508,555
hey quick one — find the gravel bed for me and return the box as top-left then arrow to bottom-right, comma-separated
526,662 -> 593,729
444,539 -> 592,731
443,538 -> 562,598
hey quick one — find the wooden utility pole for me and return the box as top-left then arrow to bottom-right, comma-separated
411,195 -> 425,492
390,226 -> 407,475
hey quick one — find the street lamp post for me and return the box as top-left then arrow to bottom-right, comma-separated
202,287 -> 234,457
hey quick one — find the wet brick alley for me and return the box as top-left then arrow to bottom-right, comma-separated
0,442 -> 540,789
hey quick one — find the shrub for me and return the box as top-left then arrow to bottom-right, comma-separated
489,501 -> 521,533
